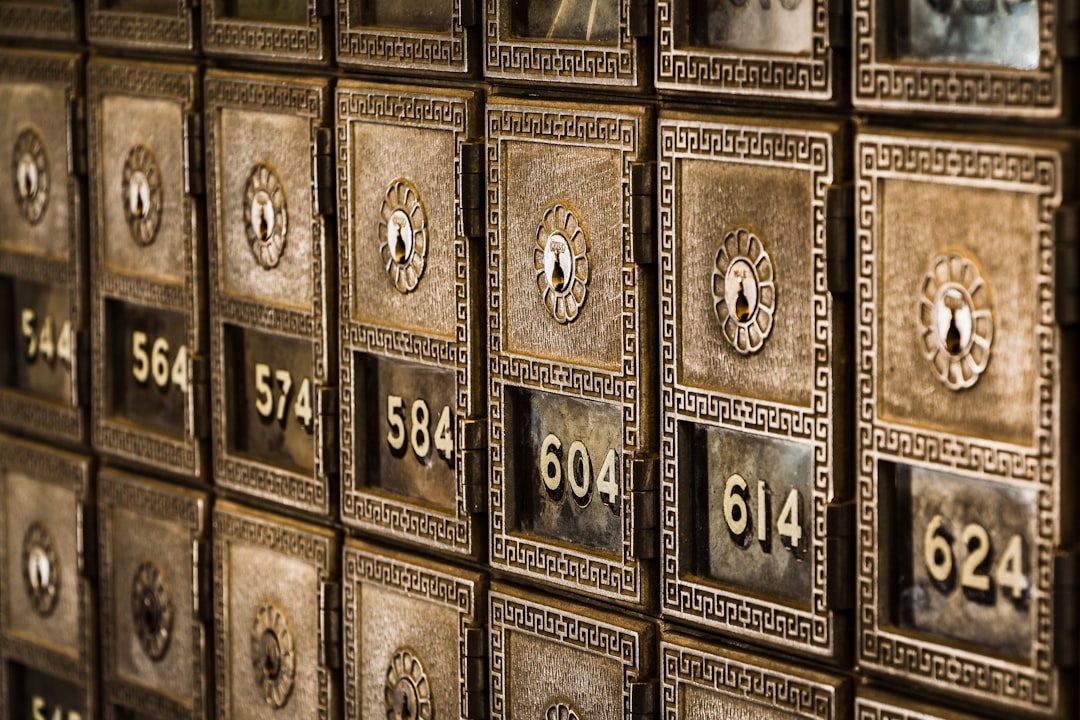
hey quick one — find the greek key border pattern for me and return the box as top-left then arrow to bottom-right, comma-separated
0,3 -> 79,42
658,120 -> 837,654
661,638 -> 840,719
203,4 -> 326,63
484,0 -> 640,86
489,589 -> 648,720
655,0 -> 833,100
87,1 -> 194,53
853,0 -> 1060,115
336,0 -> 470,73
855,134 -> 1061,713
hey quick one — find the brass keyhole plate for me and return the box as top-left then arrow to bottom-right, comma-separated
131,560 -> 173,661
712,226 -> 776,354
534,202 -> 590,324
244,162 -> 288,270
250,603 -> 295,708
918,250 -> 994,390
379,178 -> 428,294
21,521 -> 59,618
545,701 -> 581,720
384,648 -> 432,720
12,127 -> 49,225
122,144 -> 163,247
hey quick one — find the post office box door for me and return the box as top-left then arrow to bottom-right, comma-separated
0,51 -> 88,446
203,0 -> 331,65
343,540 -> 486,720
86,0 -> 198,54
0,0 -> 80,43
213,501 -> 339,720
0,434 -> 95,720
98,469 -> 210,719
89,60 -> 209,481
856,688 -> 994,720
335,0 -> 477,75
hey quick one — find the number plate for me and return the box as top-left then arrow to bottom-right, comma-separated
856,130 -> 1075,716
0,51 -> 88,445
485,0 -> 648,88
212,502 -> 339,720
86,0 -> 198,53
338,82 -> 485,557
656,0 -> 841,102
0,0 -> 80,43
662,633 -> 850,720
659,113 -> 851,660
207,71 -> 336,517
203,0 -> 331,64
853,0 -> 1069,116
489,585 -> 656,720
97,469 -> 210,718
487,98 -> 657,609
0,434 -> 95,719
336,0 -> 476,74
89,60 -> 209,480
343,540 -> 486,720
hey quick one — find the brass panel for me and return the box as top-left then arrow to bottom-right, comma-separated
856,130 -> 1074,717
0,0 -> 81,44
338,82 -> 485,558
660,113 -> 851,661
98,469 -> 210,719
489,585 -> 655,720
343,540 -> 486,720
88,59 -> 209,481
335,0 -> 476,75
0,434 -> 95,720
487,97 -> 658,609
662,632 -> 851,720
206,71 -> 336,517
212,501 -> 339,720
86,0 -> 198,54
855,687 -> 994,720
0,50 -> 88,446
203,0 -> 331,65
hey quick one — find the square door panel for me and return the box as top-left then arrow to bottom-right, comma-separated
206,71 -> 337,517
87,0 -> 199,54
0,51 -> 88,446
659,113 -> 853,662
89,60 -> 210,482
487,97 -> 658,610
0,434 -> 95,720
336,0 -> 478,75
203,0 -> 332,64
338,81 -> 485,558
98,469 -> 211,719
856,129 -> 1077,717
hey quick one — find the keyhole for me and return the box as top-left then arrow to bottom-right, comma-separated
18,159 -> 35,199
944,309 -> 962,356
258,206 -> 270,241
400,690 -> 412,720
22,170 -> 33,198
140,591 -> 158,634
735,279 -> 751,321
261,631 -> 281,681
392,223 -> 406,263
134,190 -> 145,218
29,548 -> 49,590
551,255 -> 567,291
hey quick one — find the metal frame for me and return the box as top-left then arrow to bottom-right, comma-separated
86,0 -> 198,54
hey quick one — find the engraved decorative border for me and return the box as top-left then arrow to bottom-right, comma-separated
854,690 -> 986,720
337,84 -> 483,558
0,1 -> 80,43
336,0 -> 473,74
98,469 -> 209,720
853,0 -> 1062,116
0,51 -> 88,446
87,60 -> 208,482
203,1 -> 328,64
87,0 -> 196,53
484,0 -> 643,87
658,119 -> 841,657
212,503 -> 336,720
855,133 -> 1062,714
489,587 -> 652,720
205,72 -> 335,517
661,634 -> 847,719
656,0 -> 835,101
0,435 -> 95,718
487,101 -> 656,607
342,541 -> 486,720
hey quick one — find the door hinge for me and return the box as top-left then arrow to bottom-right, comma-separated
75,327 -> 90,408
1054,551 -> 1078,666
1055,204 -> 1080,326
630,457 -> 659,561
191,353 -> 211,439
183,112 -> 204,196
320,581 -> 342,669
630,680 -> 658,718
78,499 -> 97,581
193,539 -> 213,623
461,140 -> 485,239
825,501 -> 854,610
314,126 -> 335,217
463,626 -> 487,718
631,162 -> 656,266
826,184 -> 854,295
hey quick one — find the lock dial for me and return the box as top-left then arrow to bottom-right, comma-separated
122,144 -> 163,247
384,649 -> 432,720
12,126 -> 49,225
22,521 -> 60,617
379,178 -> 428,294
251,603 -> 296,708
244,162 -> 288,270
131,560 -> 174,661
918,250 -> 994,390
535,202 -> 591,324
712,226 -> 776,354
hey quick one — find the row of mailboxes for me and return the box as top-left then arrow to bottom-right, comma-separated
0,0 -> 1076,116
1,432 -> 1023,720
2,50 -> 1079,716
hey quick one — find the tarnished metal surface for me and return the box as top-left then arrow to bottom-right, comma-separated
86,0 -> 198,54
88,59 -> 209,481
0,434 -> 96,720
0,0 -> 81,44
203,0 -> 331,64
98,469 -> 211,719
855,687 -> 993,720
856,129 -> 1075,717
336,0 -> 477,75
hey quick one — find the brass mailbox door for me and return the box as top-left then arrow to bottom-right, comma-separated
0,0 -> 80,44
487,97 -> 658,610
206,71 -> 337,518
662,633 -> 852,720
335,0 -> 478,75
203,0 -> 332,65
89,60 -> 209,482
856,130 -> 1076,717
343,540 -> 487,720
852,0 -> 1070,117
856,688 -> 991,720
0,50 -> 89,447
484,0 -> 649,89
0,434 -> 95,720
659,112 -> 853,662
338,81 -> 485,559
213,501 -> 340,720
86,0 -> 199,54
655,0 -> 842,103
489,585 -> 656,720
98,469 -> 211,720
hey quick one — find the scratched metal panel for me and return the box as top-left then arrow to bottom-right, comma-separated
86,0 -> 199,54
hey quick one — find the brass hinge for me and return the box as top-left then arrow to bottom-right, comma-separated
463,627 -> 487,719
461,141 -> 485,239
75,328 -> 90,408
77,499 -> 97,581
1055,204 -> 1080,326
314,126 -> 336,217
630,457 -> 659,561
316,385 -> 339,477
461,417 -> 488,513
320,581 -> 342,669
68,95 -> 86,176
631,162 -> 657,266
193,539 -> 213,623
826,184 -> 854,295
629,680 -> 658,718
825,501 -> 854,610
184,112 -> 204,196
190,354 -> 211,439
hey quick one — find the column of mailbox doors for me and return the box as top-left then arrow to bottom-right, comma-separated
0,1 -> 1076,720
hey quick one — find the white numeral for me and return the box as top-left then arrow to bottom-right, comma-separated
253,363 -> 311,429
923,515 -> 1028,606
720,475 -> 804,555
538,433 -> 618,513
385,393 -> 453,464
131,330 -> 187,392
